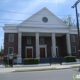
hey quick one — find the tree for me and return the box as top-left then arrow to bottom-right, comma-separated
0,49 -> 4,54
62,15 -> 76,27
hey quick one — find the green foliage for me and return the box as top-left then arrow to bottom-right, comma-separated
23,58 -> 39,64
65,56 -> 76,62
0,49 -> 4,54
62,15 -> 76,27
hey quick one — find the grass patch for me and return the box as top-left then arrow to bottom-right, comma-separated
71,66 -> 80,68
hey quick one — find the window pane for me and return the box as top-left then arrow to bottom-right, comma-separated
9,34 -> 14,42
72,46 -> 76,53
71,35 -> 75,42
40,37 -> 44,44
27,37 -> 31,44
9,48 -> 13,54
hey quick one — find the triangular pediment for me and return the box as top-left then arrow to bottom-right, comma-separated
18,7 -> 68,28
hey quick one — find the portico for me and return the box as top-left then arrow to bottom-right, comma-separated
17,31 -> 71,61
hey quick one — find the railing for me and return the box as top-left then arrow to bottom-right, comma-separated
39,57 -> 65,64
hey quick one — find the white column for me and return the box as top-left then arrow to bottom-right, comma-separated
52,33 -> 56,58
36,33 -> 40,59
66,33 -> 71,56
17,32 -> 22,64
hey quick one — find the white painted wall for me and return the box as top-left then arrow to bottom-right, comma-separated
18,7 -> 68,28
3,8 -> 78,34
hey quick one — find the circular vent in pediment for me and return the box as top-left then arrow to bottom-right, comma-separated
42,17 -> 48,23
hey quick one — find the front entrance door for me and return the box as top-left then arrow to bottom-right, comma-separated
26,47 -> 33,58
40,48 -> 45,58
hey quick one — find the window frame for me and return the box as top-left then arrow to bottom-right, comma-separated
8,47 -> 14,54
71,35 -> 75,42
9,34 -> 14,42
42,17 -> 48,23
27,37 -> 31,44
40,37 -> 44,44
72,46 -> 76,53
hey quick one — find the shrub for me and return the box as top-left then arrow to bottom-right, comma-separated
65,56 -> 76,62
23,58 -> 39,65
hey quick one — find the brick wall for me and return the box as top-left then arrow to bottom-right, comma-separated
4,33 -> 18,55
22,36 -> 67,58
4,33 -> 78,58
22,36 -> 36,58
70,34 -> 79,56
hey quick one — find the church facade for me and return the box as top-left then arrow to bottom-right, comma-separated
3,7 -> 78,63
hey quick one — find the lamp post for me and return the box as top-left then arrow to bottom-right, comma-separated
71,0 -> 80,71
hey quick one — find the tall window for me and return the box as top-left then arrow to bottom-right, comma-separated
27,37 -> 31,44
9,34 -> 14,42
71,35 -> 75,42
8,47 -> 14,54
40,37 -> 44,44
72,46 -> 76,53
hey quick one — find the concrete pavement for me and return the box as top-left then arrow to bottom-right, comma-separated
0,63 -> 80,73
0,68 -> 79,80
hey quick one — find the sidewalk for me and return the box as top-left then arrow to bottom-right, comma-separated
0,63 -> 80,73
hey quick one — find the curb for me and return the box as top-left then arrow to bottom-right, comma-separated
0,65 -> 80,73
13,67 -> 73,72
13,66 -> 80,72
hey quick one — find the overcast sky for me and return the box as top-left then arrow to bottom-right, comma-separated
0,0 -> 80,50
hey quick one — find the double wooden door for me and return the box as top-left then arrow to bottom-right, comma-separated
26,48 -> 32,58
40,48 -> 45,58
26,47 -> 46,58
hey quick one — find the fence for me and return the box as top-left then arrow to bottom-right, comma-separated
0,54 -> 4,65
39,57 -> 66,64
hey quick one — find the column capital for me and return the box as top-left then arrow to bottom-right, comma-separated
18,31 -> 22,34
36,32 -> 39,35
52,33 -> 55,34
52,32 -> 55,33
66,33 -> 70,35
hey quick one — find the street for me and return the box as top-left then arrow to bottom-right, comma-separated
0,68 -> 80,80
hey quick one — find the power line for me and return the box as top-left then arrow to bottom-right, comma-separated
0,15 -> 77,21
0,26 -> 3,27
0,9 -> 76,17
0,20 -> 78,26
0,23 -> 77,27
0,10 -> 30,14
0,16 -> 75,21
0,19 -> 77,23
0,19 -> 24,21
0,23 -> 68,25
0,20 -> 38,23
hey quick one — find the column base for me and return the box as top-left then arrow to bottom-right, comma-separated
36,57 -> 40,59
17,56 -> 22,64
68,53 -> 72,56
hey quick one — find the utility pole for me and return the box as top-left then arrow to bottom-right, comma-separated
71,0 -> 80,71
71,0 -> 80,37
